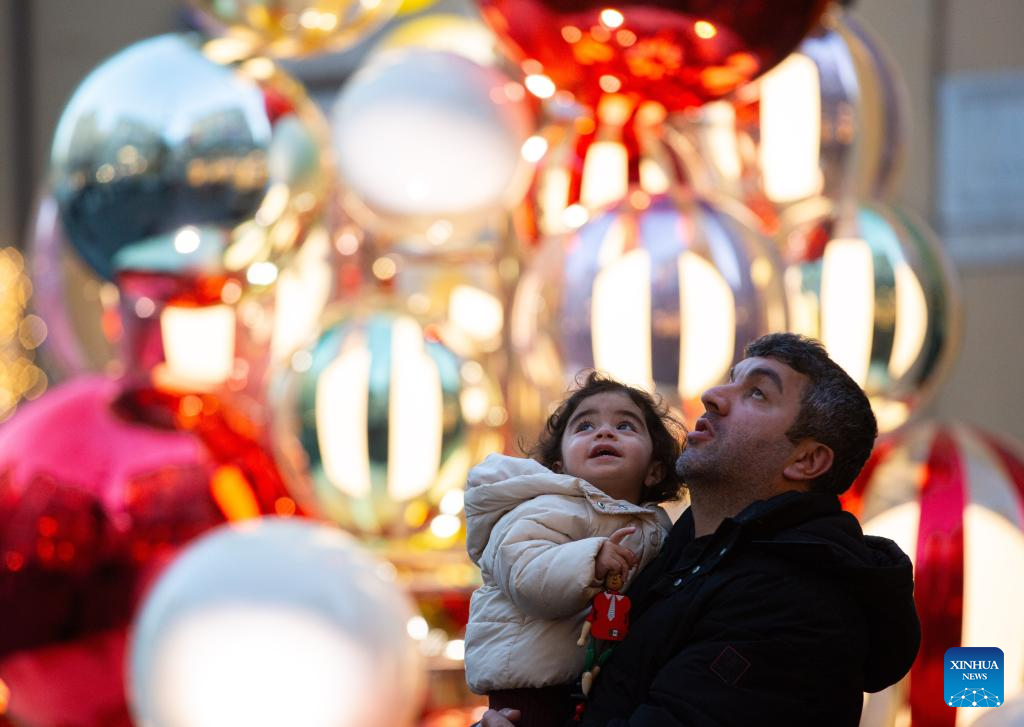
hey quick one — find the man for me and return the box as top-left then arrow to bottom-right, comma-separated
481,333 -> 920,726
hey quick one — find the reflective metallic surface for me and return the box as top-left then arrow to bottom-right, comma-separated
779,198 -> 961,433
331,48 -> 534,253
842,420 -> 1024,725
527,97 -> 698,240
50,34 -> 331,298
838,12 -> 908,200
189,0 -> 401,58
0,376 -> 295,726
270,306 -> 503,537
372,13 -> 505,68
510,193 -> 787,434
478,0 -> 830,110
679,9 -> 908,232
130,519 -> 425,727
26,194 -> 121,381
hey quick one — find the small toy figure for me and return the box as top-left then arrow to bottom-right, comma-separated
577,571 -> 631,696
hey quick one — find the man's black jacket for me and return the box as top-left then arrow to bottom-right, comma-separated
579,490 -> 921,726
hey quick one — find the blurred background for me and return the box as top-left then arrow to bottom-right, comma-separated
0,0 -> 1022,726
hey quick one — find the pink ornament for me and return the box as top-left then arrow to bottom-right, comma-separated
0,376 -> 295,726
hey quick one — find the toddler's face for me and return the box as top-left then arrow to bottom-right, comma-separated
555,391 -> 658,504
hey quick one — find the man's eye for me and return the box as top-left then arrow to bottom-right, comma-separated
751,387 -> 765,400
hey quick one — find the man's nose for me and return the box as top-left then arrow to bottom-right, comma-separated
701,383 -> 729,415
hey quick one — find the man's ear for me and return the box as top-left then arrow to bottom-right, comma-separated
644,462 -> 664,487
783,441 -> 834,483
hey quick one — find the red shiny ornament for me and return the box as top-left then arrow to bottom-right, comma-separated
524,95 -> 696,242
0,376 -> 296,726
477,0 -> 829,110
0,631 -> 134,727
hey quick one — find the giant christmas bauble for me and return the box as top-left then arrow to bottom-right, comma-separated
844,420 -> 1024,727
477,0 -> 830,110
50,34 -> 331,296
510,192 -> 786,432
270,306 -> 503,538
331,48 -> 534,252
780,198 -> 960,434
0,376 -> 294,726
129,517 -> 425,727
189,0 -> 401,58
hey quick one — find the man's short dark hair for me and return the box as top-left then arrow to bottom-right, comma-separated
529,371 -> 686,504
744,333 -> 877,495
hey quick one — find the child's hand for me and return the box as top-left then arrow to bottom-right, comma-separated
595,526 -> 639,582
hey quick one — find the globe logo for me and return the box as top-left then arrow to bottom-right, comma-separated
945,647 -> 1004,709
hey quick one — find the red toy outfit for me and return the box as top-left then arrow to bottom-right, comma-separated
586,590 -> 630,641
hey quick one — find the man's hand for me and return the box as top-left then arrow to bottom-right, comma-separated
595,526 -> 638,581
478,707 -> 521,726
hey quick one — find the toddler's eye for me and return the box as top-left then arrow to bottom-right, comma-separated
575,421 -> 594,432
617,422 -> 637,431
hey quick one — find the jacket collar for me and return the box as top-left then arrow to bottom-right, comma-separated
664,491 -> 842,574
731,490 -> 842,537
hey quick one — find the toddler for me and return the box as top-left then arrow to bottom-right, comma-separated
464,372 -> 685,727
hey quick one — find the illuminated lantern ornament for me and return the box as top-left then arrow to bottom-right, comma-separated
477,0 -> 829,111
26,194 -> 121,382
188,0 -> 401,58
0,377 -> 295,726
129,518 -> 425,727
114,272 -> 251,396
331,49 -> 535,253
49,34 -> 331,292
510,193 -> 786,429
527,94 -> 701,240
682,9 -> 908,232
781,198 -> 961,433
270,308 -> 503,538
842,421 -> 1024,727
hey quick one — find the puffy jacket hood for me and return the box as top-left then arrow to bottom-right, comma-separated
464,454 -> 666,564
743,492 -> 921,693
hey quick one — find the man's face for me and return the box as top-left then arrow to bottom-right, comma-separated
676,356 -> 808,490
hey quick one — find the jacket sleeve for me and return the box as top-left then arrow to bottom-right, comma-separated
489,498 -> 605,620
589,570 -> 868,726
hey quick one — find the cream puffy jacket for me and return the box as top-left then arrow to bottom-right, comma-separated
463,454 -> 670,694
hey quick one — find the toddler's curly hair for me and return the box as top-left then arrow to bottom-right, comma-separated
528,371 -> 686,503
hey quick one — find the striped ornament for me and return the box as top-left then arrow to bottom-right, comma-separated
781,198 -> 960,434
682,7 -> 908,230
842,420 -> 1024,727
510,193 -> 786,430
270,309 -> 502,537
